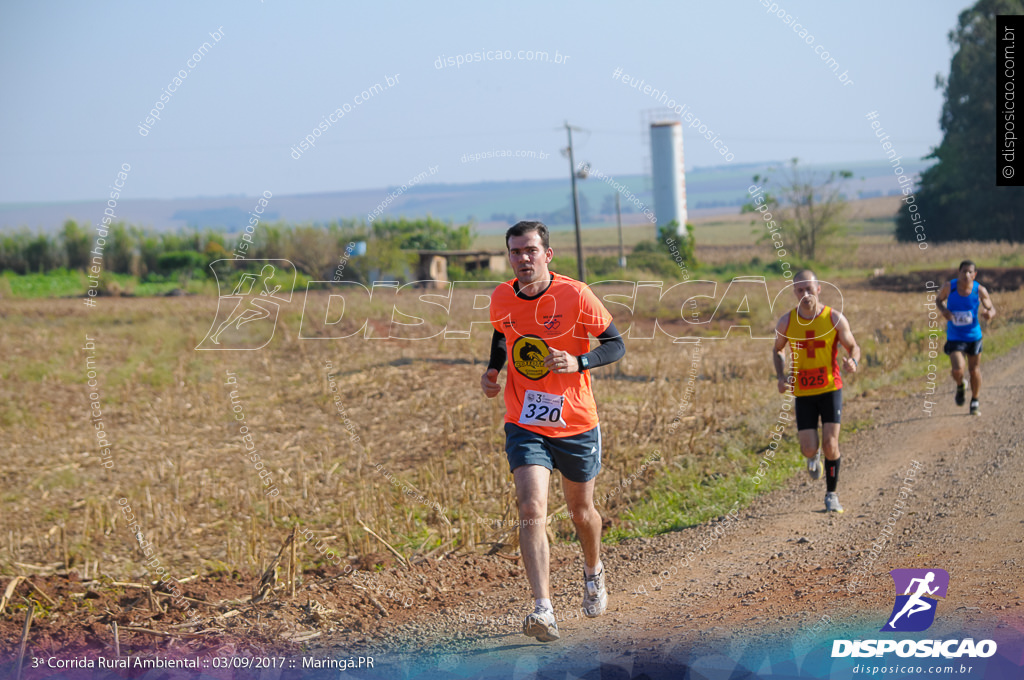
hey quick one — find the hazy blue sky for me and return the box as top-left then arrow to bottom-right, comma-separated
0,1 -> 969,203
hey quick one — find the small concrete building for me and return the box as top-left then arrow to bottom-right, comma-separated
410,250 -> 508,288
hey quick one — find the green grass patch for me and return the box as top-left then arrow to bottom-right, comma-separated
602,438 -> 799,543
1,269 -> 86,298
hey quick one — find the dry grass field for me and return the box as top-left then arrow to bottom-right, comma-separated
2,219 -> 1024,667
2,273 -> 1023,587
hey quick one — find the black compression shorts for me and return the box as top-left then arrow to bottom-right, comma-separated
795,389 -> 842,431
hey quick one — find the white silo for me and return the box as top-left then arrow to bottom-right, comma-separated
649,121 -> 687,233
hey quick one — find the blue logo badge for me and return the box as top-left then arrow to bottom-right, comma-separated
881,568 -> 949,632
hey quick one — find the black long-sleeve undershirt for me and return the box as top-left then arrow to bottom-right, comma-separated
487,321 -> 625,373
586,321 -> 626,367
488,332 -> 508,371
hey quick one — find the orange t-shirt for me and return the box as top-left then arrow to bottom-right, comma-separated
786,305 -> 843,397
490,272 -> 613,437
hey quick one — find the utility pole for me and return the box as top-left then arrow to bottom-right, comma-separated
616,192 -> 625,269
565,121 -> 586,282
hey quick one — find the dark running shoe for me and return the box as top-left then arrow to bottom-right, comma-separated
955,379 -> 967,406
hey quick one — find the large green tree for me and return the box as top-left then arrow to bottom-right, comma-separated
897,0 -> 1023,243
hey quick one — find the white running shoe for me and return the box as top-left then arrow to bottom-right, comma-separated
581,569 -> 608,618
523,609 -> 560,642
807,449 -> 823,480
825,492 -> 844,513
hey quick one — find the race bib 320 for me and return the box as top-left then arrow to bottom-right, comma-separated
519,390 -> 567,428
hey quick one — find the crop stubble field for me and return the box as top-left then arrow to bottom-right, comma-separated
2,231 -> 1024,661
2,273 -> 1023,571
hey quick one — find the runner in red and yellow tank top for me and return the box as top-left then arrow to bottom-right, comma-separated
772,270 -> 861,514
480,221 -> 625,642
786,304 -> 843,397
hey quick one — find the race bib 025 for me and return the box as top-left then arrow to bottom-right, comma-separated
798,366 -> 829,390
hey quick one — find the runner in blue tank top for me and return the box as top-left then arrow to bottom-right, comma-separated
936,260 -> 997,416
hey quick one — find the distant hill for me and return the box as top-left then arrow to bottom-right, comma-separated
0,159 -> 931,235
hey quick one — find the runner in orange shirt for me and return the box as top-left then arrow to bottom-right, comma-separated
772,270 -> 860,513
481,221 -> 624,642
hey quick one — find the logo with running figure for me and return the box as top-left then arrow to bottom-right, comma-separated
881,568 -> 950,632
511,335 -> 550,380
196,260 -> 296,351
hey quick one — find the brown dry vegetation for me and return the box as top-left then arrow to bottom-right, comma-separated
2,277 -> 1023,586
2,219 -> 1024,667
696,239 -> 1024,270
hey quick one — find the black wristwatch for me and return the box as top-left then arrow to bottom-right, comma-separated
578,355 -> 590,372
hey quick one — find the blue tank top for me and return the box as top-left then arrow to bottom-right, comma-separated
946,279 -> 982,342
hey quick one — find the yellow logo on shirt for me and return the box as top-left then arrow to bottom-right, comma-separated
511,335 -> 550,380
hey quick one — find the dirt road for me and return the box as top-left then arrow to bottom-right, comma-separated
369,343 -> 1024,678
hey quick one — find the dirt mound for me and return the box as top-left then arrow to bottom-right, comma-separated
869,267 -> 1024,292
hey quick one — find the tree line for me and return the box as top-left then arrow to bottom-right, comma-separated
0,217 -> 473,282
897,0 -> 1023,243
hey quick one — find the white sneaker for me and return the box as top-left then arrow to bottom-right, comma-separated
581,569 -> 608,618
807,449 -> 823,480
523,609 -> 560,642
